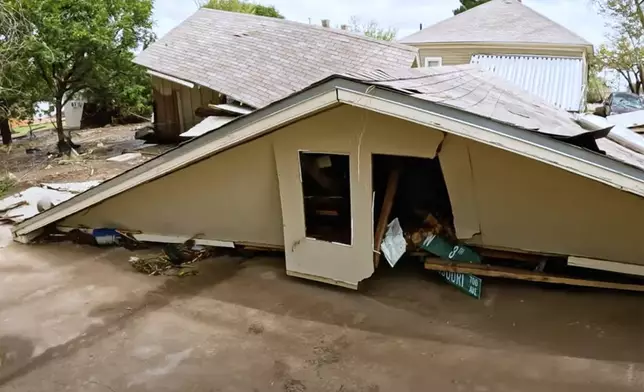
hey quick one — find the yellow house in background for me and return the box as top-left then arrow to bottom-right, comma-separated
400,0 -> 594,112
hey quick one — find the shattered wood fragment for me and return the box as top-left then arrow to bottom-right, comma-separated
373,169 -> 400,268
424,258 -> 644,292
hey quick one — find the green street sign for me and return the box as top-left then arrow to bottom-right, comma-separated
439,270 -> 482,299
420,234 -> 482,264
421,234 -> 483,299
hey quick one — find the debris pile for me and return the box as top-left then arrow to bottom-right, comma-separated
0,181 -> 100,224
129,241 -> 210,276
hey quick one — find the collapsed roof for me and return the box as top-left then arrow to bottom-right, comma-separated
399,0 -> 592,48
135,8 -> 418,108
12,65 -> 644,239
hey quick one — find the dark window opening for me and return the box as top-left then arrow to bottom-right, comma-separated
299,152 -> 352,245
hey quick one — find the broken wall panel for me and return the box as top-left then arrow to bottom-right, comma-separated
464,140 -> 644,265
150,75 -> 221,140
61,136 -> 284,246
438,135 -> 481,240
274,105 -> 445,287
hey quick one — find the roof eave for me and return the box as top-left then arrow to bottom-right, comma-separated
402,40 -> 593,53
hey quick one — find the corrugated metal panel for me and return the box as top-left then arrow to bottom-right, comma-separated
471,54 -> 584,112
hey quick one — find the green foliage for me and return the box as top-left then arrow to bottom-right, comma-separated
0,3 -> 42,119
201,0 -> 284,18
594,1 -> 644,94
5,0 -> 155,141
0,173 -> 16,198
348,16 -> 397,42
453,0 -> 491,15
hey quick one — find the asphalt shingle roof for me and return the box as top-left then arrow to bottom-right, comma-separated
346,65 -> 586,137
399,0 -> 592,47
135,9 -> 418,108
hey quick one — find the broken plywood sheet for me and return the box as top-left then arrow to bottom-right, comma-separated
180,116 -> 236,138
107,153 -> 143,162
0,181 -> 100,224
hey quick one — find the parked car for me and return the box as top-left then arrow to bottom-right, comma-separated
595,92 -> 644,117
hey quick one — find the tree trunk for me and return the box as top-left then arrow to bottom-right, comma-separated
55,98 -> 65,143
0,117 -> 11,146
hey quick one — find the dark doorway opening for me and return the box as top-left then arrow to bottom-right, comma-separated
372,154 -> 455,258
299,152 -> 352,245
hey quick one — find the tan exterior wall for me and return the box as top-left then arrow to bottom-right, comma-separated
61,104 -> 644,287
416,44 -> 584,66
272,105 -> 445,287
150,76 -> 221,138
441,135 -> 644,265
62,135 -> 284,245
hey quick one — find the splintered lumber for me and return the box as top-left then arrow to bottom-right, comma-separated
373,169 -> 400,268
424,258 -> 644,293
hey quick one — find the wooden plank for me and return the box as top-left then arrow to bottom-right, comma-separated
176,91 -> 185,133
424,258 -> 644,293
191,87 -> 202,127
373,169 -> 400,268
234,241 -> 285,252
473,247 -> 548,264
568,256 -> 644,277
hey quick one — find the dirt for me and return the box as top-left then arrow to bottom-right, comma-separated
0,124 -> 174,194
0,229 -> 642,392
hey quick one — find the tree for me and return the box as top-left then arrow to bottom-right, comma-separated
6,0 -> 155,152
201,0 -> 284,18
348,16 -> 397,41
594,1 -> 644,94
0,3 -> 39,145
453,0 -> 491,15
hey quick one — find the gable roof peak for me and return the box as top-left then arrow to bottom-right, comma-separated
399,0 -> 592,48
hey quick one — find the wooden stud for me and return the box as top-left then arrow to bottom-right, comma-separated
373,169 -> 400,268
424,258 -> 644,293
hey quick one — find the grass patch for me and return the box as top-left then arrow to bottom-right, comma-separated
0,174 -> 16,199
11,123 -> 55,137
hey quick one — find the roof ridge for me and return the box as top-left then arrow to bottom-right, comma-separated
508,0 -> 592,45
198,8 -> 417,53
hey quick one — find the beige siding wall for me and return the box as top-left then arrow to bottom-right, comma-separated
62,104 -> 644,285
150,76 -> 221,136
417,45 -> 584,66
441,135 -> 644,264
62,136 -> 284,245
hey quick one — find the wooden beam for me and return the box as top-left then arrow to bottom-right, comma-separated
373,169 -> 400,268
472,247 -> 548,264
568,256 -> 644,277
424,258 -> 644,293
234,241 -> 285,252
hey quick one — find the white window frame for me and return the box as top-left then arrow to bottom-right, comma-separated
424,57 -> 443,68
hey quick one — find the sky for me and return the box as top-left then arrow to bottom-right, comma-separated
152,0 -> 610,45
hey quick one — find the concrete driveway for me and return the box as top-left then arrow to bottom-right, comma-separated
0,225 -> 643,391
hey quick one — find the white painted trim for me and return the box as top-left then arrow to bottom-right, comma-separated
337,89 -> 644,198
568,256 -> 644,277
147,70 -> 195,89
133,233 -> 235,248
286,270 -> 357,290
424,57 -> 443,67
14,91 -> 340,237
56,226 -> 236,248
13,229 -> 43,244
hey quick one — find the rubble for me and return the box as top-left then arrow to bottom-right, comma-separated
0,181 -> 100,224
